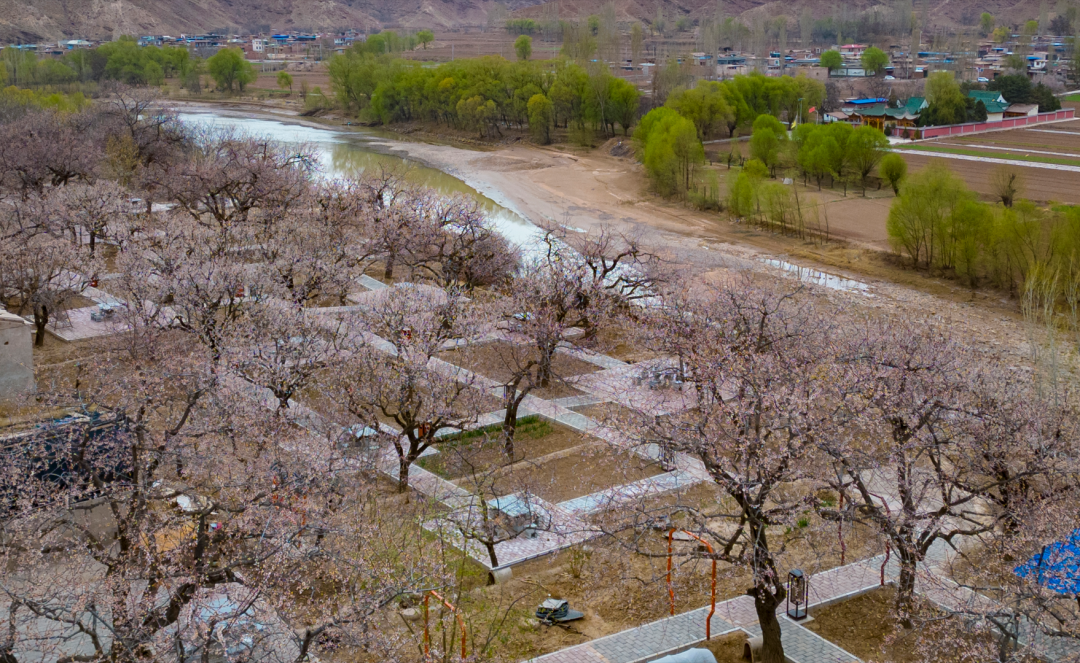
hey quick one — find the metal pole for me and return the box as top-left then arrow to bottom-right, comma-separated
426,590 -> 467,661
667,529 -> 675,616
423,593 -> 430,660
669,529 -> 716,639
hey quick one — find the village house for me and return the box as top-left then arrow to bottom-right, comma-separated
969,90 -> 1009,121
848,96 -> 927,130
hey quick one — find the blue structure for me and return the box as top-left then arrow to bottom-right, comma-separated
1015,529 -> 1080,596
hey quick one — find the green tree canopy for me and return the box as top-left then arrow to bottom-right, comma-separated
207,47 -> 255,92
666,81 -> 735,140
514,35 -> 533,61
860,46 -> 889,75
527,93 -> 554,144
819,50 -> 843,72
277,70 -> 293,91
417,30 -> 434,49
749,113 -> 788,175
636,107 -> 704,196
847,125 -> 889,192
879,153 -> 907,194
886,162 -> 973,269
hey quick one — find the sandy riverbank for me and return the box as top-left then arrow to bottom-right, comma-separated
170,101 -> 1037,362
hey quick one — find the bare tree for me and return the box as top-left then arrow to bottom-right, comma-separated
820,320 -> 1064,624
53,180 -> 129,255
625,281 -> 839,663
493,257 -> 615,456
991,166 -> 1025,208
0,197 -> 96,345
331,284 -> 490,492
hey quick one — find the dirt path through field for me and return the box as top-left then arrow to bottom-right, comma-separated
894,148 -> 1080,172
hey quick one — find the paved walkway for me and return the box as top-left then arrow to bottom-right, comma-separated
528,539 -> 1080,663
529,557 -> 886,663
356,274 -> 388,290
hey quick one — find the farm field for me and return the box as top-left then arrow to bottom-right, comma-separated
901,143 -> 1080,167
900,152 -> 1080,204
897,124 -> 1080,204
939,126 -> 1080,152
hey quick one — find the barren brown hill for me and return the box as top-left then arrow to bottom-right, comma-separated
515,0 -> 1046,33
0,0 -> 1046,43
0,0 -> 533,42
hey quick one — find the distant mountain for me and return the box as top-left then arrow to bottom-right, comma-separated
0,0 -> 1046,44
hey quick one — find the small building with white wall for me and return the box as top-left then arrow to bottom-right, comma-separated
0,308 -> 34,399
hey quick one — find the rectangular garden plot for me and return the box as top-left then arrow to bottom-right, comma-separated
439,341 -> 597,399
480,442 -> 668,505
417,417 -> 589,480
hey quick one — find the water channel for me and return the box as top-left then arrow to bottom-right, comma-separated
177,110 -> 541,247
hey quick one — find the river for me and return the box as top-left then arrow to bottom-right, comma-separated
176,110 -> 541,247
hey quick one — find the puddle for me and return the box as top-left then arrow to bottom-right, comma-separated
762,258 -> 873,296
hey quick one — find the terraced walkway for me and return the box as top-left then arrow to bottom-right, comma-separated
529,557 -> 883,663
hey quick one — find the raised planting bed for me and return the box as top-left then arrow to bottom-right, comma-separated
479,443 -> 667,505
417,417 -> 589,480
440,341 -> 597,399
804,586 -> 1040,663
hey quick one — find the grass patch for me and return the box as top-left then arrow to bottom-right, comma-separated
905,143 -> 1080,167
1063,93 -> 1080,102
437,415 -> 545,445
417,415 -> 557,479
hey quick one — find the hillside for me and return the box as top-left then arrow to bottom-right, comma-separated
0,0 -> 1047,43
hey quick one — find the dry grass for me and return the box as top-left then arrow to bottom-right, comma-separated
418,418 -> 588,480
440,341 -> 597,399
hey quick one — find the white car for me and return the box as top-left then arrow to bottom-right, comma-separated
977,76 -> 990,83
883,75 -> 895,80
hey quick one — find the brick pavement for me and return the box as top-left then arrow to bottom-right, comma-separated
529,545 -> 1080,663
743,618 -> 858,663
529,556 -> 888,663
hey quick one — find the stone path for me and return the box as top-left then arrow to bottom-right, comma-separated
744,619 -> 858,663
356,274 -> 388,290
46,306 -> 129,341
545,610 -> 739,663
1029,128 -> 1080,136
528,557 -> 887,663
557,343 -> 630,370
528,539 -> 1080,663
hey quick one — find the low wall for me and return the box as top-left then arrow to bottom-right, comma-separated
920,109 -> 1076,139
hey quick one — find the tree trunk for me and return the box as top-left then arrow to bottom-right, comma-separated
896,557 -> 917,628
34,305 -> 48,347
397,455 -> 411,493
502,384 -> 523,457
752,590 -> 785,663
484,540 -> 499,569
384,252 -> 396,281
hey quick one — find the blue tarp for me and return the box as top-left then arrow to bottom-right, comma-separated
1015,529 -> 1080,595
